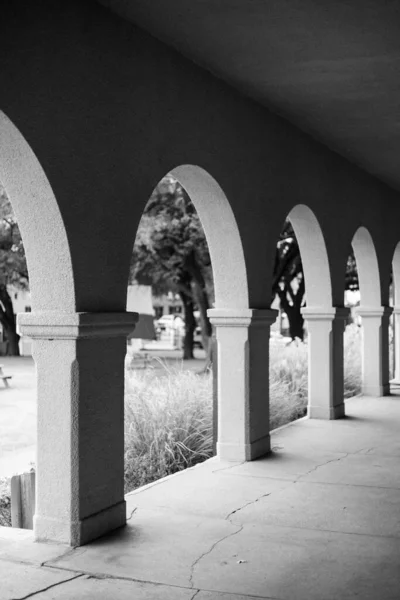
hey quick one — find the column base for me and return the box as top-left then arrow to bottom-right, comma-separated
34,500 -> 126,546
362,384 -> 390,397
308,403 -> 345,420
217,434 -> 271,462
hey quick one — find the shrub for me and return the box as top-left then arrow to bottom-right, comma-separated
124,364 -> 213,492
269,340 -> 308,429
0,478 -> 11,527
343,323 -> 362,398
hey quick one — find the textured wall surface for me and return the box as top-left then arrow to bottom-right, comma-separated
0,0 -> 398,312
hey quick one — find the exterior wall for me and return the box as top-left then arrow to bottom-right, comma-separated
0,0 -> 398,315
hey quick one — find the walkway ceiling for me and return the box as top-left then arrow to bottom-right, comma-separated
99,1 -> 400,192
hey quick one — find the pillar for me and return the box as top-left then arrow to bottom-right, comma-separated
356,306 -> 392,396
301,307 -> 350,419
391,307 -> 400,384
18,311 -> 138,546
208,308 -> 278,462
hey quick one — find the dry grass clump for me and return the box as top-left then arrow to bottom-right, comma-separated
269,340 -> 308,429
124,364 -> 213,493
0,478 -> 11,527
343,323 -> 362,398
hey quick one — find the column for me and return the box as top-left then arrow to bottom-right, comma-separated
356,306 -> 392,396
301,307 -> 350,419
208,308 -> 278,462
18,311 -> 138,546
391,307 -> 400,384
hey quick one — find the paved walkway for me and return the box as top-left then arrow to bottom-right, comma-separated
1,394 -> 400,599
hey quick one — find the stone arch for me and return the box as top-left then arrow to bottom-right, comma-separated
287,204 -> 332,308
0,111 -> 74,311
351,227 -> 381,307
169,165 -> 249,308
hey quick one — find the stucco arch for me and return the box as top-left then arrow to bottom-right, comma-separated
392,241 -> 400,305
0,111 -> 74,311
287,204 -> 332,308
351,227 -> 381,307
169,165 -> 249,308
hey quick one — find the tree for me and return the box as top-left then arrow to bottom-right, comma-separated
131,176 -> 214,360
272,221 -> 306,340
272,222 -> 360,340
0,185 -> 29,355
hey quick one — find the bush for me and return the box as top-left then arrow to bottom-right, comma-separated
269,340 -> 308,429
343,323 -> 362,398
0,478 -> 11,527
124,364 -> 213,492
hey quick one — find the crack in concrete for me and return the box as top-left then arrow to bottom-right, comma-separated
13,573 -> 84,600
127,507 -> 137,521
42,546 -> 88,567
225,493 -> 272,522
189,589 -> 200,600
295,453 -> 349,480
211,462 -> 245,474
188,524 -> 244,588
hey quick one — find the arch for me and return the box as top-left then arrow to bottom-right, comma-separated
351,227 -> 381,307
392,241 -> 400,306
287,204 -> 332,308
169,165 -> 249,308
0,111 -> 74,311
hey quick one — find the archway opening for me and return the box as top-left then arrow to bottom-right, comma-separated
124,166 -> 247,493
390,242 -> 400,382
269,205 -> 333,427
0,181 -> 36,526
343,247 -> 362,398
350,226 -> 385,397
269,217 -> 308,429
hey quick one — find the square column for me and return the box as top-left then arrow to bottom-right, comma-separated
391,306 -> 400,384
301,307 -> 350,419
356,306 -> 392,396
208,308 -> 278,462
18,311 -> 138,546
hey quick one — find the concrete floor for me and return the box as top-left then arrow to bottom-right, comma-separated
1,394 -> 400,599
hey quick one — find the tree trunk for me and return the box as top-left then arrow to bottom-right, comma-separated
279,290 -> 305,341
285,305 -> 304,341
6,327 -> 20,356
0,284 -> 20,356
179,290 -> 196,360
186,252 -> 213,359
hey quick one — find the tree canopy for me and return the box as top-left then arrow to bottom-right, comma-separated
131,176 -> 213,359
0,184 -> 29,354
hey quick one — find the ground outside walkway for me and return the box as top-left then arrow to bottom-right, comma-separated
1,394 -> 400,600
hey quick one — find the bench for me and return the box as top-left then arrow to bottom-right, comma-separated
0,364 -> 12,387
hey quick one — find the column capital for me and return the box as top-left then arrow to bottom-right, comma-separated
355,306 -> 393,319
301,307 -> 350,321
18,311 -> 138,340
208,308 -> 278,328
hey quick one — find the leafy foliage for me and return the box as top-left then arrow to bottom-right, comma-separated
131,176 -> 213,358
0,185 -> 29,354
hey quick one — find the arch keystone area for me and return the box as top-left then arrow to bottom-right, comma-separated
170,165 -> 249,309
0,110 -> 75,311
287,204 -> 332,309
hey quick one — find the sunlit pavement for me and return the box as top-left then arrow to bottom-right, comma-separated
0,357 -> 36,478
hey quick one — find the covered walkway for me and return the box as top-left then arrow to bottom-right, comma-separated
2,394 -> 399,600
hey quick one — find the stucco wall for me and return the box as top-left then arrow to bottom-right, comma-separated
0,0 -> 398,311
